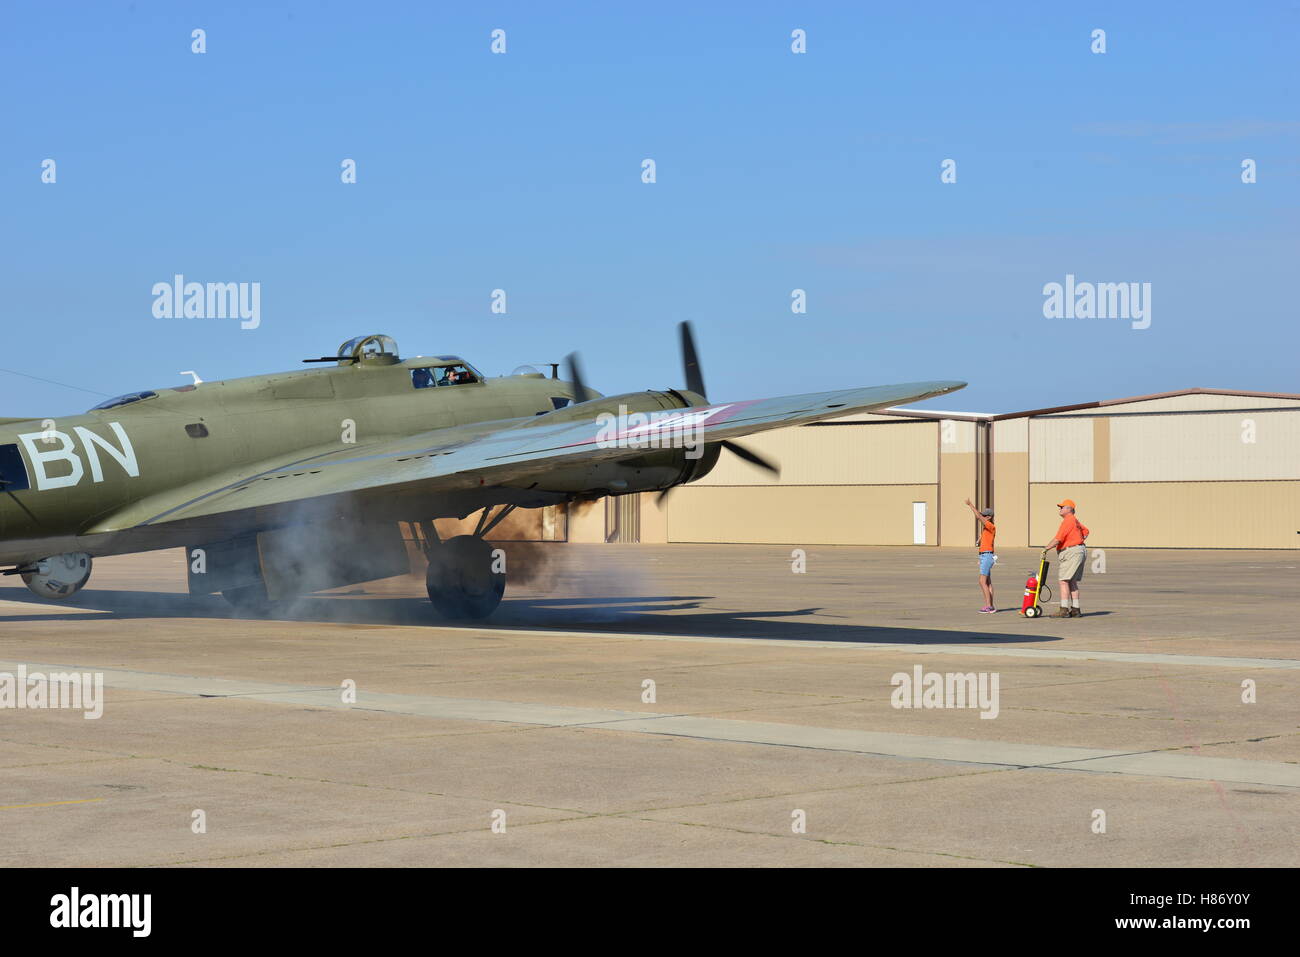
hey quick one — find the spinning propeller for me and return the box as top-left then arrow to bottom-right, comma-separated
564,322 -> 779,502
672,321 -> 780,495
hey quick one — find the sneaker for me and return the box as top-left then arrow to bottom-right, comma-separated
1051,607 -> 1072,618
1069,607 -> 1082,618
978,606 -> 995,613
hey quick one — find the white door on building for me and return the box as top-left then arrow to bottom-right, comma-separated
912,502 -> 927,545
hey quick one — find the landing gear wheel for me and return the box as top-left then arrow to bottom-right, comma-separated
425,535 -> 505,620
222,583 -> 273,615
1024,605 -> 1041,618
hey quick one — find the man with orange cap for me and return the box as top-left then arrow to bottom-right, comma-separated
1044,499 -> 1089,617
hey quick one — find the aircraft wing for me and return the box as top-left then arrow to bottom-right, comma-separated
88,379 -> 964,534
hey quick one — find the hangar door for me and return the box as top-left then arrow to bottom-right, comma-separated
606,495 -> 640,543
912,502 -> 927,544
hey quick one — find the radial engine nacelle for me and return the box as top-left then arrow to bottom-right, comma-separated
528,389 -> 722,495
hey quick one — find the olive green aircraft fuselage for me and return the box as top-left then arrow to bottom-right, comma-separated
0,348 -> 688,566
0,329 -> 965,616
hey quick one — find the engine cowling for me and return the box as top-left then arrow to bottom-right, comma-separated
22,553 -> 93,600
528,390 -> 722,495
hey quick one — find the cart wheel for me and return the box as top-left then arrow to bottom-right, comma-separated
1025,605 -> 1040,618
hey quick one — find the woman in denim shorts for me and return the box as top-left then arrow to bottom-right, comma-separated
965,498 -> 997,613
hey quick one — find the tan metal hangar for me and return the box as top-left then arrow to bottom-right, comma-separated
556,388 -> 1300,550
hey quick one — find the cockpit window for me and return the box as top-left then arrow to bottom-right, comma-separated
90,390 -> 157,411
438,364 -> 478,386
410,365 -> 479,389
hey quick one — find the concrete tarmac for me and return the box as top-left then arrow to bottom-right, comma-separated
0,544 -> 1296,867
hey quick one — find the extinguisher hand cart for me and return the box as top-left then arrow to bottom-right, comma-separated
1020,549 -> 1053,618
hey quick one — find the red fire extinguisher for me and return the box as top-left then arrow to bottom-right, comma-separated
1020,551 -> 1051,618
1020,570 -> 1038,616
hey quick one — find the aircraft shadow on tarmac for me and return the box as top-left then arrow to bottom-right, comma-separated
0,585 -> 1062,646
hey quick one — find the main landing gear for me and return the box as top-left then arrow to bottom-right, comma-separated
417,506 -> 513,620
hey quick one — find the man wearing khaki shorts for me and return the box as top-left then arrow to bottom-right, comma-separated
1044,499 -> 1089,618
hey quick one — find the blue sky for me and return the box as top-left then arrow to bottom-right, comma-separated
2,0 -> 1296,417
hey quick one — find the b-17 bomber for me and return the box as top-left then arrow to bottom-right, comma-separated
0,325 -> 963,618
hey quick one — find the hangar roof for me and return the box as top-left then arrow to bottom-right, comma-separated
993,387 -> 1300,420
827,387 -> 1300,425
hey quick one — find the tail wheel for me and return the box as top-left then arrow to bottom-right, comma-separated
425,535 -> 505,619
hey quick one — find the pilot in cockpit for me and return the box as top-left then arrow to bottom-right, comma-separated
438,365 -> 476,386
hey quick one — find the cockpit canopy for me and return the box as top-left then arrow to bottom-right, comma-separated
337,334 -> 400,365
89,390 -> 158,411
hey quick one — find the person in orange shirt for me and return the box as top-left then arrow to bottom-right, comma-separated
964,497 -> 997,612
1044,499 -> 1090,618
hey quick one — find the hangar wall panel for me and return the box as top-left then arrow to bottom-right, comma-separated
994,418 -> 1029,453
992,451 -> 1030,547
940,442 -> 977,549
567,500 -> 606,543
1030,482 -> 1300,548
693,422 -> 938,486
1108,411 -> 1300,482
992,419 -> 1030,547
639,491 -> 668,544
1029,417 -> 1094,482
668,485 -> 938,545
939,418 -> 976,453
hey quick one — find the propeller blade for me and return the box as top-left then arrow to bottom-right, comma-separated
657,440 -> 779,505
564,352 -> 593,404
721,440 -> 780,476
679,321 -> 707,400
